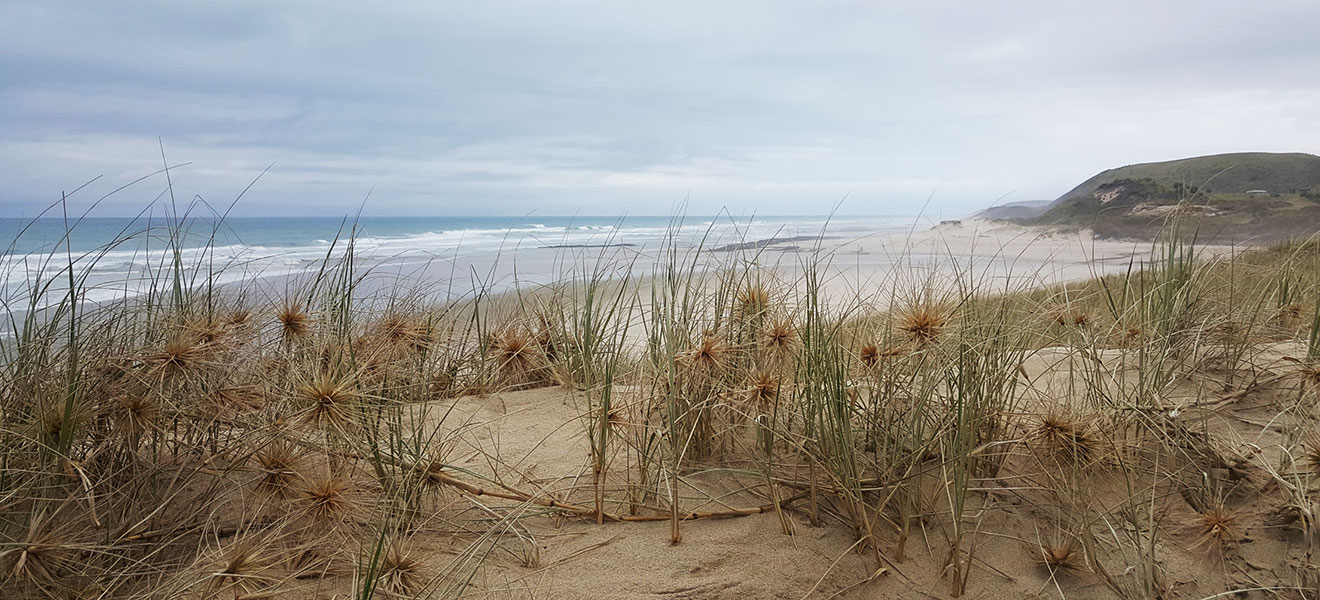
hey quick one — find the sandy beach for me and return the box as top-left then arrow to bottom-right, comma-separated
319,218 -> 1217,313
413,336 -> 1314,599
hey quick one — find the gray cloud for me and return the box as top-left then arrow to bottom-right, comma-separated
2,1 -> 1318,217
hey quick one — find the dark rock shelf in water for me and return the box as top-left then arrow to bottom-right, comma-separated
709,235 -> 835,252
538,243 -> 637,249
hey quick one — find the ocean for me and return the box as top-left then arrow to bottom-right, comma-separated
0,214 -> 921,311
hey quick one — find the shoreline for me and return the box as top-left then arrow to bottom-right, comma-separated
1,217 -> 1239,331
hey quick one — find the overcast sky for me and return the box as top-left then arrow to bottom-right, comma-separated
2,1 -> 1318,218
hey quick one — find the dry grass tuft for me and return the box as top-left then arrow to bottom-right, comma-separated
857,341 -> 903,368
298,473 -> 355,522
1031,414 -> 1099,463
277,304 -> 312,340
254,441 -> 303,497
490,324 -> 542,379
378,541 -> 423,596
374,313 -> 433,352
1194,504 -> 1241,549
298,372 -> 359,429
109,394 -> 161,438
737,283 -> 772,316
0,513 -> 77,591
896,302 -> 949,342
150,336 -> 204,374
681,334 -> 731,373
1052,308 -> 1090,329
746,367 -> 780,407
225,309 -> 252,327
1034,538 -> 1082,573
1298,361 -> 1320,390
1303,434 -> 1320,473
209,538 -> 272,592
762,317 -> 797,355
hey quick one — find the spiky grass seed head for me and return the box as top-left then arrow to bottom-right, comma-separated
374,313 -> 433,352
212,539 -> 270,588
412,456 -> 448,488
298,474 -> 354,522
1032,414 -> 1098,462
762,318 -> 796,354
378,542 -> 423,596
277,304 -> 311,340
1195,504 -> 1241,549
490,325 -> 539,375
150,336 -> 203,375
298,373 -> 357,429
1052,309 -> 1090,329
1035,538 -> 1082,572
896,303 -> 948,342
737,283 -> 772,316
205,385 -> 264,419
254,441 -> 302,496
682,334 -> 730,373
180,316 -> 227,345
1299,361 -> 1320,390
111,394 -> 160,438
1,513 -> 76,590
858,342 -> 902,368
1302,433 -> 1320,473
225,309 -> 252,327
747,368 -> 780,406
35,399 -> 86,444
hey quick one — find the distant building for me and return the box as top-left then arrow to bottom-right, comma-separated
1246,189 -> 1269,196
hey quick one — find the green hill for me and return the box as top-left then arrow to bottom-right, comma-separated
1054,152 -> 1320,201
1033,152 -> 1320,242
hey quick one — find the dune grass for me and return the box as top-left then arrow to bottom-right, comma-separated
2,193 -> 1319,599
